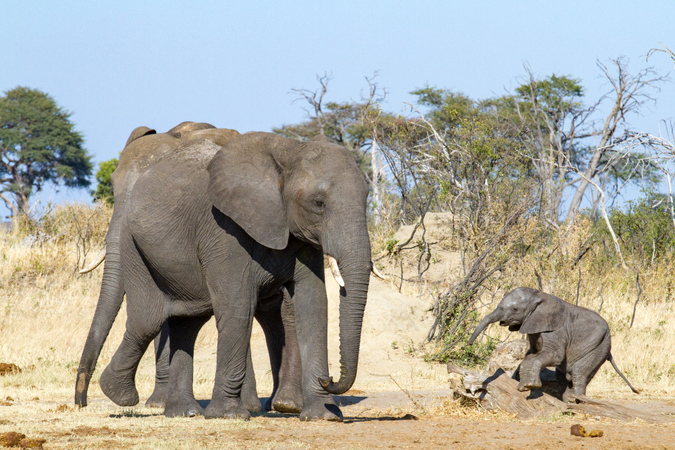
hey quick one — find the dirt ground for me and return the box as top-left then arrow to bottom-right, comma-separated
2,272 -> 675,448
2,379 -> 675,449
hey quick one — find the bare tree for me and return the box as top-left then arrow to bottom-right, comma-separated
276,73 -> 389,224
566,58 -> 666,222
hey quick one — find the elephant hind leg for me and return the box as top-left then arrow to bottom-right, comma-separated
567,335 -> 611,401
259,294 -> 303,414
569,353 -> 607,400
145,322 -> 171,408
164,315 -> 210,417
100,239 -> 168,407
99,324 -> 163,406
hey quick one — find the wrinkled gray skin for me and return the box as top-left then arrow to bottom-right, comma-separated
75,123 -> 304,415
468,287 -> 639,402
97,132 -> 371,421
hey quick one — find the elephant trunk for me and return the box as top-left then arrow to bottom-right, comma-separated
467,309 -> 502,345
319,227 -> 371,395
75,208 -> 125,406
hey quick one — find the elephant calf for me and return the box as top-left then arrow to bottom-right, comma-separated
468,287 -> 639,402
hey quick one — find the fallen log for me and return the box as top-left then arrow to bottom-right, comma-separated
447,363 -> 673,423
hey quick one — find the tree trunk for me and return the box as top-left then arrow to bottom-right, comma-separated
370,138 -> 385,226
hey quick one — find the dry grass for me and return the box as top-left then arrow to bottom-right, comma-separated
1,203 -> 674,448
373,215 -> 675,400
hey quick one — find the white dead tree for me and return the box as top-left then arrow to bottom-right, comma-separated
509,59 -> 665,224
361,75 -> 387,226
566,58 -> 666,222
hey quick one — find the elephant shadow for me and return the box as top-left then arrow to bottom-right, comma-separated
334,395 -> 368,407
193,395 -> 368,413
480,367 -> 564,402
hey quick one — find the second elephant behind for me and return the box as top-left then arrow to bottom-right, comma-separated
76,123 -> 304,415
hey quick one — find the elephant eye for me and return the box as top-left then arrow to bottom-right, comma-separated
314,200 -> 325,209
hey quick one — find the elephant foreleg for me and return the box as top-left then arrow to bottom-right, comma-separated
518,351 -> 564,392
241,346 -> 262,413
204,260 -> 256,420
292,251 -> 342,422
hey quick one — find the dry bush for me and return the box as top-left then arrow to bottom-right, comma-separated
0,202 -> 127,399
2,202 -> 111,280
457,216 -> 675,394
369,206 -> 675,396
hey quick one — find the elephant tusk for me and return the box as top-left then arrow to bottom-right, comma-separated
327,256 -> 345,287
79,245 -> 107,274
371,262 -> 387,280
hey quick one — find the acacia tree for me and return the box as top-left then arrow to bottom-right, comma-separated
92,157 -> 118,206
0,86 -> 93,217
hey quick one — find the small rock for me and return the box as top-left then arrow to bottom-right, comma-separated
0,431 -> 26,447
571,424 -> 587,437
19,437 -> 46,449
0,363 -> 21,376
571,424 -> 603,438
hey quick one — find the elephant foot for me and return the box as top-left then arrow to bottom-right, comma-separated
145,383 -> 168,408
517,378 -> 542,392
271,386 -> 303,414
204,398 -> 251,420
241,389 -> 262,413
298,397 -> 342,422
99,366 -> 139,406
164,396 -> 204,418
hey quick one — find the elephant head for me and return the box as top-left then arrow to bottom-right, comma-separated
468,287 -> 566,344
207,132 -> 371,394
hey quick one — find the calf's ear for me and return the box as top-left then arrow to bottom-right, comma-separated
519,292 -> 566,335
125,126 -> 156,147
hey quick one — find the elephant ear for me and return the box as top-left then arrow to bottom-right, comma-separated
519,291 -> 566,335
207,138 -> 289,250
125,126 -> 156,147
167,121 -> 215,138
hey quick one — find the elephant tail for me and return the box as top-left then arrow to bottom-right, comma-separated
608,353 -> 640,394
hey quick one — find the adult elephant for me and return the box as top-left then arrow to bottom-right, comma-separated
98,132 -> 371,421
75,122 -> 272,412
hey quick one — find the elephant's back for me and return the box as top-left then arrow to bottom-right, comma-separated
113,133 -> 181,191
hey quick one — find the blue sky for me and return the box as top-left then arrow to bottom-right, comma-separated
1,1 -> 674,214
